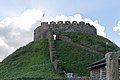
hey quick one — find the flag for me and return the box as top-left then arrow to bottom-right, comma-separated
42,12 -> 45,17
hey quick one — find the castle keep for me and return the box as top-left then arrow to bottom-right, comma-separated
34,21 -> 97,40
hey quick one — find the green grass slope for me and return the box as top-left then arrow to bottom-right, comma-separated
0,39 -> 62,80
0,32 -> 119,79
55,32 -> 119,76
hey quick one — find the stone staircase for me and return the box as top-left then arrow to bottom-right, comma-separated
47,28 -> 63,73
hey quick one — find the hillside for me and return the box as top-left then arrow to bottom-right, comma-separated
0,40 -> 62,80
0,32 -> 119,79
56,32 -> 119,76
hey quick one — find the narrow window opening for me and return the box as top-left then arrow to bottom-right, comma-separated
53,34 -> 56,40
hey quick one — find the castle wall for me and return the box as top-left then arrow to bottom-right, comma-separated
48,28 -> 63,72
34,21 -> 97,41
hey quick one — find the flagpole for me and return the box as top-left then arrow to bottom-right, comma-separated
41,11 -> 45,22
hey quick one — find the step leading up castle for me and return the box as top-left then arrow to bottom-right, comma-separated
34,21 -> 97,40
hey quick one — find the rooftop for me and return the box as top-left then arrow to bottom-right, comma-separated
87,52 -> 120,69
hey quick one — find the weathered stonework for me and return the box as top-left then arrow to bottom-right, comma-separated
105,51 -> 120,80
48,28 -> 63,73
34,21 -> 97,41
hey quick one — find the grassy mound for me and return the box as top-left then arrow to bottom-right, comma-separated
0,32 -> 119,79
55,32 -> 119,76
59,32 -> 119,53
0,39 -> 62,80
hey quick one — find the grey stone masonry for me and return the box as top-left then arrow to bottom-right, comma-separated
105,51 -> 120,80
34,21 -> 97,41
47,28 -> 63,73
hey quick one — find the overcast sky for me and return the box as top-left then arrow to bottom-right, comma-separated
0,0 -> 120,61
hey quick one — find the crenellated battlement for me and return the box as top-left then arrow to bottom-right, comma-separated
34,21 -> 97,40
40,21 -> 95,27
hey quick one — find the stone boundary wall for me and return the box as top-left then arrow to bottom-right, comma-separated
18,76 -> 96,80
13,77 -> 99,80
59,35 -> 72,43
105,51 -> 120,80
34,21 -> 97,41
47,28 -> 62,73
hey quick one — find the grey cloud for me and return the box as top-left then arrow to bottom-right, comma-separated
0,46 -> 12,61
0,22 -> 39,61
0,9 -> 44,61
0,23 -> 33,48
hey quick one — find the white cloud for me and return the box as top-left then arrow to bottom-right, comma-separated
0,9 -> 106,61
0,38 -> 14,61
12,9 -> 44,30
50,14 -> 106,37
113,21 -> 120,32
0,9 -> 44,61
0,9 -> 44,30
0,38 -> 8,47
